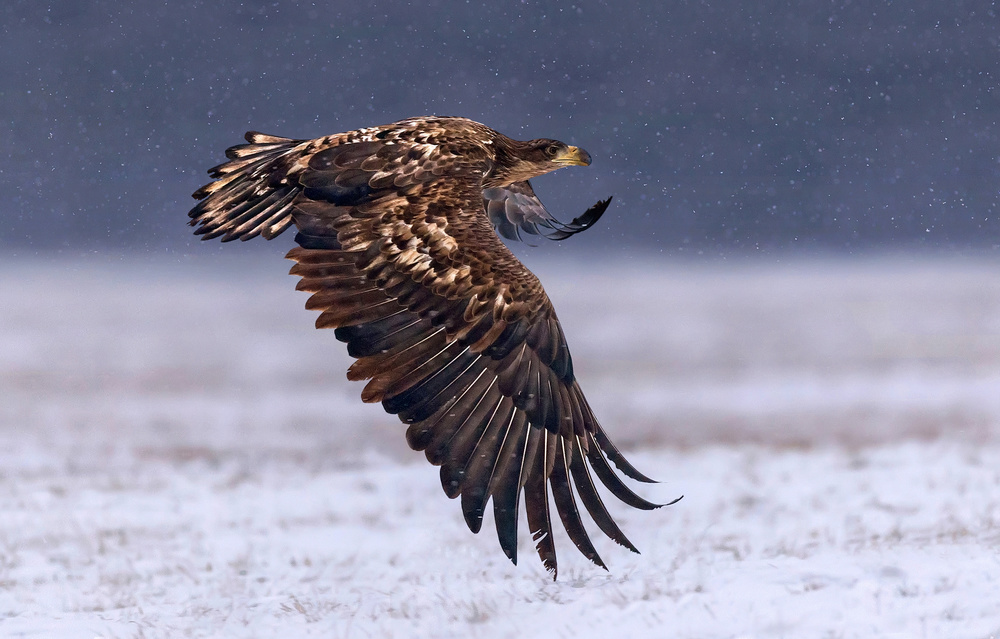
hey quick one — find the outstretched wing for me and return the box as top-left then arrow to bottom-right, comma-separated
484,181 -> 612,241
190,128 -> 671,577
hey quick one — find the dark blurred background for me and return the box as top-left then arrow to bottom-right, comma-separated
2,0 -> 998,255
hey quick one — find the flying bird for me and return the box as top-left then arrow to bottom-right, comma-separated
188,116 -> 675,577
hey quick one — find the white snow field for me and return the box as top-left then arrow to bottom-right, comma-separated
2,253 -> 1000,638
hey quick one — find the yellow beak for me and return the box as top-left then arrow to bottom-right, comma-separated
555,146 -> 592,166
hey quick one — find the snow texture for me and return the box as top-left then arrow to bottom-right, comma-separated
2,254 -> 1000,638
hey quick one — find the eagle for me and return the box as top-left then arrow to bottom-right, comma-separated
188,116 -> 675,577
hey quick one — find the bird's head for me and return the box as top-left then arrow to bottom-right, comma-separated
488,137 -> 593,186
523,139 -> 593,168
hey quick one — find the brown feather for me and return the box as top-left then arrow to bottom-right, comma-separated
550,437 -> 606,569
460,397 -> 517,533
439,380 -> 503,498
413,367 -> 496,462
489,408 -> 530,562
524,430 -> 557,576
568,435 -> 639,553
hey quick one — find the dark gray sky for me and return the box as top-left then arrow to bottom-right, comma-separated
3,0 -> 998,254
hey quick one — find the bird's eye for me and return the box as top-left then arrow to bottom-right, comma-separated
544,144 -> 561,157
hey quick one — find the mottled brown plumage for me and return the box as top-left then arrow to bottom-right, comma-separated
188,116 -> 675,578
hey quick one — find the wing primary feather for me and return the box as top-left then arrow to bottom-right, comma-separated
373,340 -> 470,406
395,352 -> 486,424
524,430 -> 558,578
224,189 -> 297,240
352,326 -> 447,388
489,408 -> 530,563
584,432 -> 665,510
290,256 -> 361,278
436,378 -> 501,497
550,437 -> 606,569
294,230 -> 343,251
542,197 -> 613,241
496,343 -> 529,397
386,347 -> 480,421
592,428 -> 657,483
406,367 -> 491,453
568,436 -> 639,552
244,131 -> 296,145
333,310 -> 417,354
347,319 -> 443,370
460,397 -> 516,533
303,286 -> 384,310
190,134 -> 300,242
483,319 -> 530,359
539,372 -> 559,433
483,183 -> 610,244
260,207 -> 296,240
285,246 -> 353,265
317,298 -> 398,331
515,357 -> 540,417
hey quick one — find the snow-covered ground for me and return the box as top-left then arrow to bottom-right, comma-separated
2,253 -> 999,638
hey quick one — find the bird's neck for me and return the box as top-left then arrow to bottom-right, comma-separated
484,137 -> 543,188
